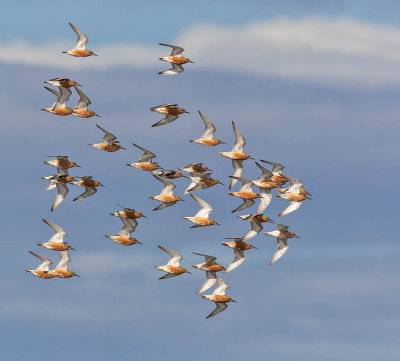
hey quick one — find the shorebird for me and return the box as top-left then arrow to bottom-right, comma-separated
44,155 -> 80,171
183,173 -> 223,195
150,103 -> 189,127
158,43 -> 193,75
260,160 -> 288,185
151,169 -> 184,179
127,143 -> 160,171
26,251 -> 55,279
62,23 -> 97,57
190,110 -> 224,146
48,251 -> 79,278
44,77 -> 81,88
228,176 -> 259,213
219,121 -> 252,189
183,194 -> 219,228
179,163 -> 211,174
238,214 -> 274,241
105,212 -> 142,246
38,219 -> 75,251
155,245 -> 191,279
42,173 -> 72,191
110,204 -> 146,222
72,85 -> 99,118
269,237 -> 290,265
72,176 -> 103,201
278,187 -> 312,196
192,253 -> 225,294
41,86 -> 73,115
264,224 -> 299,239
150,175 -> 183,210
222,238 -> 257,273
89,124 -> 125,152
277,174 -> 311,216
252,162 -> 278,190
202,278 -> 236,319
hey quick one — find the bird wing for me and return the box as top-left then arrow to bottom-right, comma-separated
232,198 -> 255,213
242,221 -> 263,242
269,239 -> 289,265
198,110 -> 216,139
43,219 -> 66,243
53,87 -> 72,109
132,143 -> 156,163
191,194 -> 213,218
96,124 -> 117,144
151,114 -> 179,127
206,302 -> 228,319
212,277 -> 229,295
255,188 -> 272,215
159,43 -> 184,56
255,161 -> 273,181
51,183 -> 69,211
192,252 -> 217,264
74,85 -> 91,109
29,251 -> 52,271
158,245 -> 183,267
225,249 -> 246,273
229,160 -> 244,190
153,175 -> 176,195
231,121 -> 246,152
73,187 -> 97,201
158,63 -> 184,75
279,201 -> 302,217
55,251 -> 71,270
260,160 -> 285,174
69,23 -> 89,50
196,271 -> 217,294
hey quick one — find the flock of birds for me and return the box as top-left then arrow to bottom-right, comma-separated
27,23 -> 311,318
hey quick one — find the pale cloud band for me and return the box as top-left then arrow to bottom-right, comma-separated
2,17 -> 400,86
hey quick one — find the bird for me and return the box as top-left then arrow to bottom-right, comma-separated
44,77 -> 81,88
219,121 -> 252,189
158,43 -> 193,75
150,175 -> 183,210
252,161 -> 278,190
183,173 -> 223,195
26,251 -> 55,279
264,224 -> 299,239
41,86 -> 73,115
48,251 -> 79,278
151,169 -> 184,179
269,237 -> 290,265
89,124 -> 125,152
62,23 -> 97,57
201,278 -> 236,319
127,143 -> 161,171
260,160 -> 288,185
238,214 -> 274,241
277,174 -> 311,216
42,175 -> 72,211
110,204 -> 147,222
44,155 -> 80,171
105,212 -> 142,246
178,163 -> 211,174
183,194 -> 219,228
228,176 -> 260,213
155,245 -> 191,279
190,110 -> 224,146
192,253 -> 225,294
71,176 -> 104,201
72,85 -> 99,118
37,219 -> 75,251
222,238 -> 257,273
150,103 -> 189,127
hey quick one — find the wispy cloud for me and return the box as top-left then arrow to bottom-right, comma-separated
2,18 -> 400,86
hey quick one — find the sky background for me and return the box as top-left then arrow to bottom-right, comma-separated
2,1 -> 400,360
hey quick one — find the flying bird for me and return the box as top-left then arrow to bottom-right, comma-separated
89,124 -> 125,152
26,251 -> 54,279
62,23 -> 97,57
192,253 -> 225,294
41,86 -> 73,115
155,245 -> 191,279
127,143 -> 160,171
228,176 -> 260,213
183,194 -> 219,228
71,176 -> 104,201
190,110 -> 224,146
44,77 -> 81,88
105,212 -> 142,246
201,278 -> 236,319
72,85 -> 99,118
219,121 -> 252,189
222,238 -> 257,273
150,175 -> 183,210
150,103 -> 189,127
37,219 -> 75,251
260,160 -> 288,185
158,43 -> 193,75
277,174 -> 311,216
238,214 -> 274,242
48,251 -> 79,278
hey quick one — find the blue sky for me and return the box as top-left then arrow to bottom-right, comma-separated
2,1 -> 400,361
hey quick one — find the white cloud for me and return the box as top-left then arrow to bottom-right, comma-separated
2,17 -> 400,85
